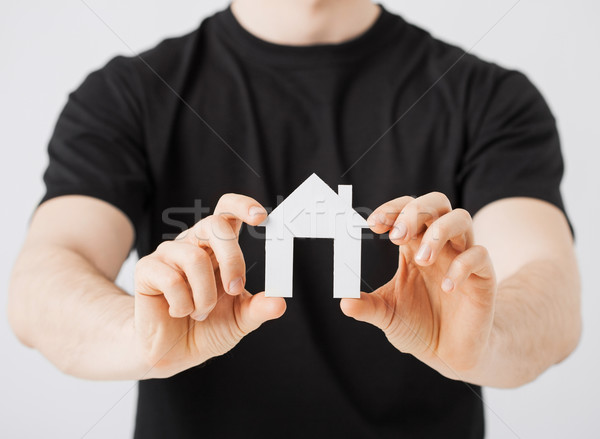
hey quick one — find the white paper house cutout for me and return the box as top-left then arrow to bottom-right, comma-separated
258,173 -> 368,298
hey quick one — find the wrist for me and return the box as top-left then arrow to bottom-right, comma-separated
458,326 -> 500,386
101,293 -> 151,380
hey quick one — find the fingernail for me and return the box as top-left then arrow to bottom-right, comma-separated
192,313 -> 208,322
228,277 -> 244,295
389,223 -> 407,240
249,206 -> 267,218
192,303 -> 216,321
442,278 -> 454,293
415,243 -> 432,262
367,213 -> 385,227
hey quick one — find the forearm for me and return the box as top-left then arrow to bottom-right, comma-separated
472,259 -> 581,388
8,243 -> 143,380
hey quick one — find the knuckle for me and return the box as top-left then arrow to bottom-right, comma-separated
396,195 -> 415,206
202,214 -> 216,228
401,201 -> 420,217
196,216 -> 213,239
217,193 -> 236,209
220,249 -> 243,264
418,208 -> 436,222
162,270 -> 184,289
203,215 -> 232,239
472,245 -> 488,258
134,264 -> 145,282
219,192 -> 235,202
432,192 -> 452,211
218,255 -> 245,275
380,196 -> 412,218
452,258 -> 470,277
135,256 -> 156,282
432,222 -> 448,241
217,224 -> 238,242
404,201 -> 435,222
135,255 -> 151,270
431,191 -> 451,205
399,208 -> 419,230
186,247 -> 211,266
455,208 -> 472,221
454,208 -> 472,226
210,214 -> 228,227
156,240 -> 173,253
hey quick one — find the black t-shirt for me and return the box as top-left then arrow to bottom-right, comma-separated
41,5 -> 568,439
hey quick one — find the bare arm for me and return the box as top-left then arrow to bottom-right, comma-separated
8,196 -> 141,379
473,198 -> 581,387
342,195 -> 581,388
8,194 -> 285,381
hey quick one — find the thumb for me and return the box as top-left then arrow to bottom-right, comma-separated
236,292 -> 287,335
340,291 -> 392,330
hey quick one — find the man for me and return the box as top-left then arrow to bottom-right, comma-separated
8,0 -> 580,437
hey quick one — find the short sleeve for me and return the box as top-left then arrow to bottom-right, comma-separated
40,56 -> 151,233
459,70 -> 569,226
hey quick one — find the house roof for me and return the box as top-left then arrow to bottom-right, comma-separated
264,173 -> 368,228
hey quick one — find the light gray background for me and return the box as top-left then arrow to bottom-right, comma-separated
1,1 -> 598,437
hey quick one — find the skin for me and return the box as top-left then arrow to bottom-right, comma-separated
8,0 -> 580,386
230,0 -> 381,46
340,194 -> 580,386
8,193 -> 580,385
8,195 -> 286,379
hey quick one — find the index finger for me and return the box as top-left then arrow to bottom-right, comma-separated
214,193 -> 268,232
176,193 -> 268,244
367,196 -> 414,234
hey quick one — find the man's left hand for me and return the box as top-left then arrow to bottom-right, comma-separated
340,192 -> 497,380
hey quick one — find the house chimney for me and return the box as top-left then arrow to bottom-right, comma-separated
338,185 -> 352,206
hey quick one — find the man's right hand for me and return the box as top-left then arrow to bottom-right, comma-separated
134,193 -> 286,378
